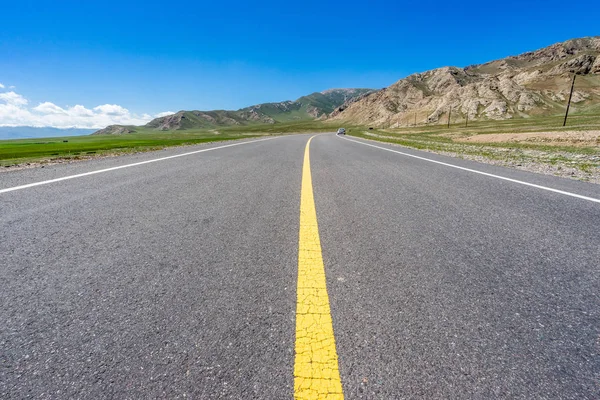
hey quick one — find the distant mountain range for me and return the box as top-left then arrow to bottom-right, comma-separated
330,36 -> 600,126
0,127 -> 96,140
93,89 -> 374,135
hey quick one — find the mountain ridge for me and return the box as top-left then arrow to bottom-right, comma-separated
93,88 -> 374,134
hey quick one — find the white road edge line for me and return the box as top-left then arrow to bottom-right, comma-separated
338,135 -> 600,204
0,137 -> 278,194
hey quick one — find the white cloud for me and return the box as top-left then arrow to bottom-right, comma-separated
93,104 -> 130,116
0,91 -> 28,106
33,102 -> 67,114
0,83 -> 4,89
0,91 -> 155,129
155,111 -> 175,118
69,105 -> 95,117
0,103 -> 35,126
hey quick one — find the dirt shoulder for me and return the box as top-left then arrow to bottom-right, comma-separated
456,130 -> 600,147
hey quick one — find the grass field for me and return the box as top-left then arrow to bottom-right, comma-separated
0,130 -> 261,167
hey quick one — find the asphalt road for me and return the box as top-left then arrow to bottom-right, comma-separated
1,133 -> 599,399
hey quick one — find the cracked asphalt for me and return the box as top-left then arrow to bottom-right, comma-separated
1,133 -> 599,399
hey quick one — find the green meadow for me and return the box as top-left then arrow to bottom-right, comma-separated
0,130 -> 254,167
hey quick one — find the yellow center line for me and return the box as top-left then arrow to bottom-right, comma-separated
294,136 -> 344,399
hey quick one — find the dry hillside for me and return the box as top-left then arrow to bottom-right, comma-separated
330,37 -> 600,127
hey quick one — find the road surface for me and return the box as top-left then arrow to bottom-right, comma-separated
1,133 -> 599,399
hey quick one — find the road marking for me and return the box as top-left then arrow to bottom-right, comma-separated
0,137 -> 278,195
294,136 -> 344,399
339,135 -> 600,204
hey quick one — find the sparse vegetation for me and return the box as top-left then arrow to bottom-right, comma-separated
349,113 -> 600,182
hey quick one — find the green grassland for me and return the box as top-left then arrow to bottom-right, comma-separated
0,129 -> 258,167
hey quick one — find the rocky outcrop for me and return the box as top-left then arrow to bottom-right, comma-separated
507,37 -> 600,67
330,90 -> 377,117
548,54 -> 597,75
591,56 -> 600,74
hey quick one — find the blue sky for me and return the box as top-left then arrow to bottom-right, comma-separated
1,0 -> 598,128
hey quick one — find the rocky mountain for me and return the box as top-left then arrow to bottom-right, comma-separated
93,89 -> 373,134
330,37 -> 600,127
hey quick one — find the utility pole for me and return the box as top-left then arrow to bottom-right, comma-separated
414,112 -> 416,127
563,73 -> 577,127
447,109 -> 451,129
465,113 -> 468,128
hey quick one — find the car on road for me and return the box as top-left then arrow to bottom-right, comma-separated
337,128 -> 346,135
